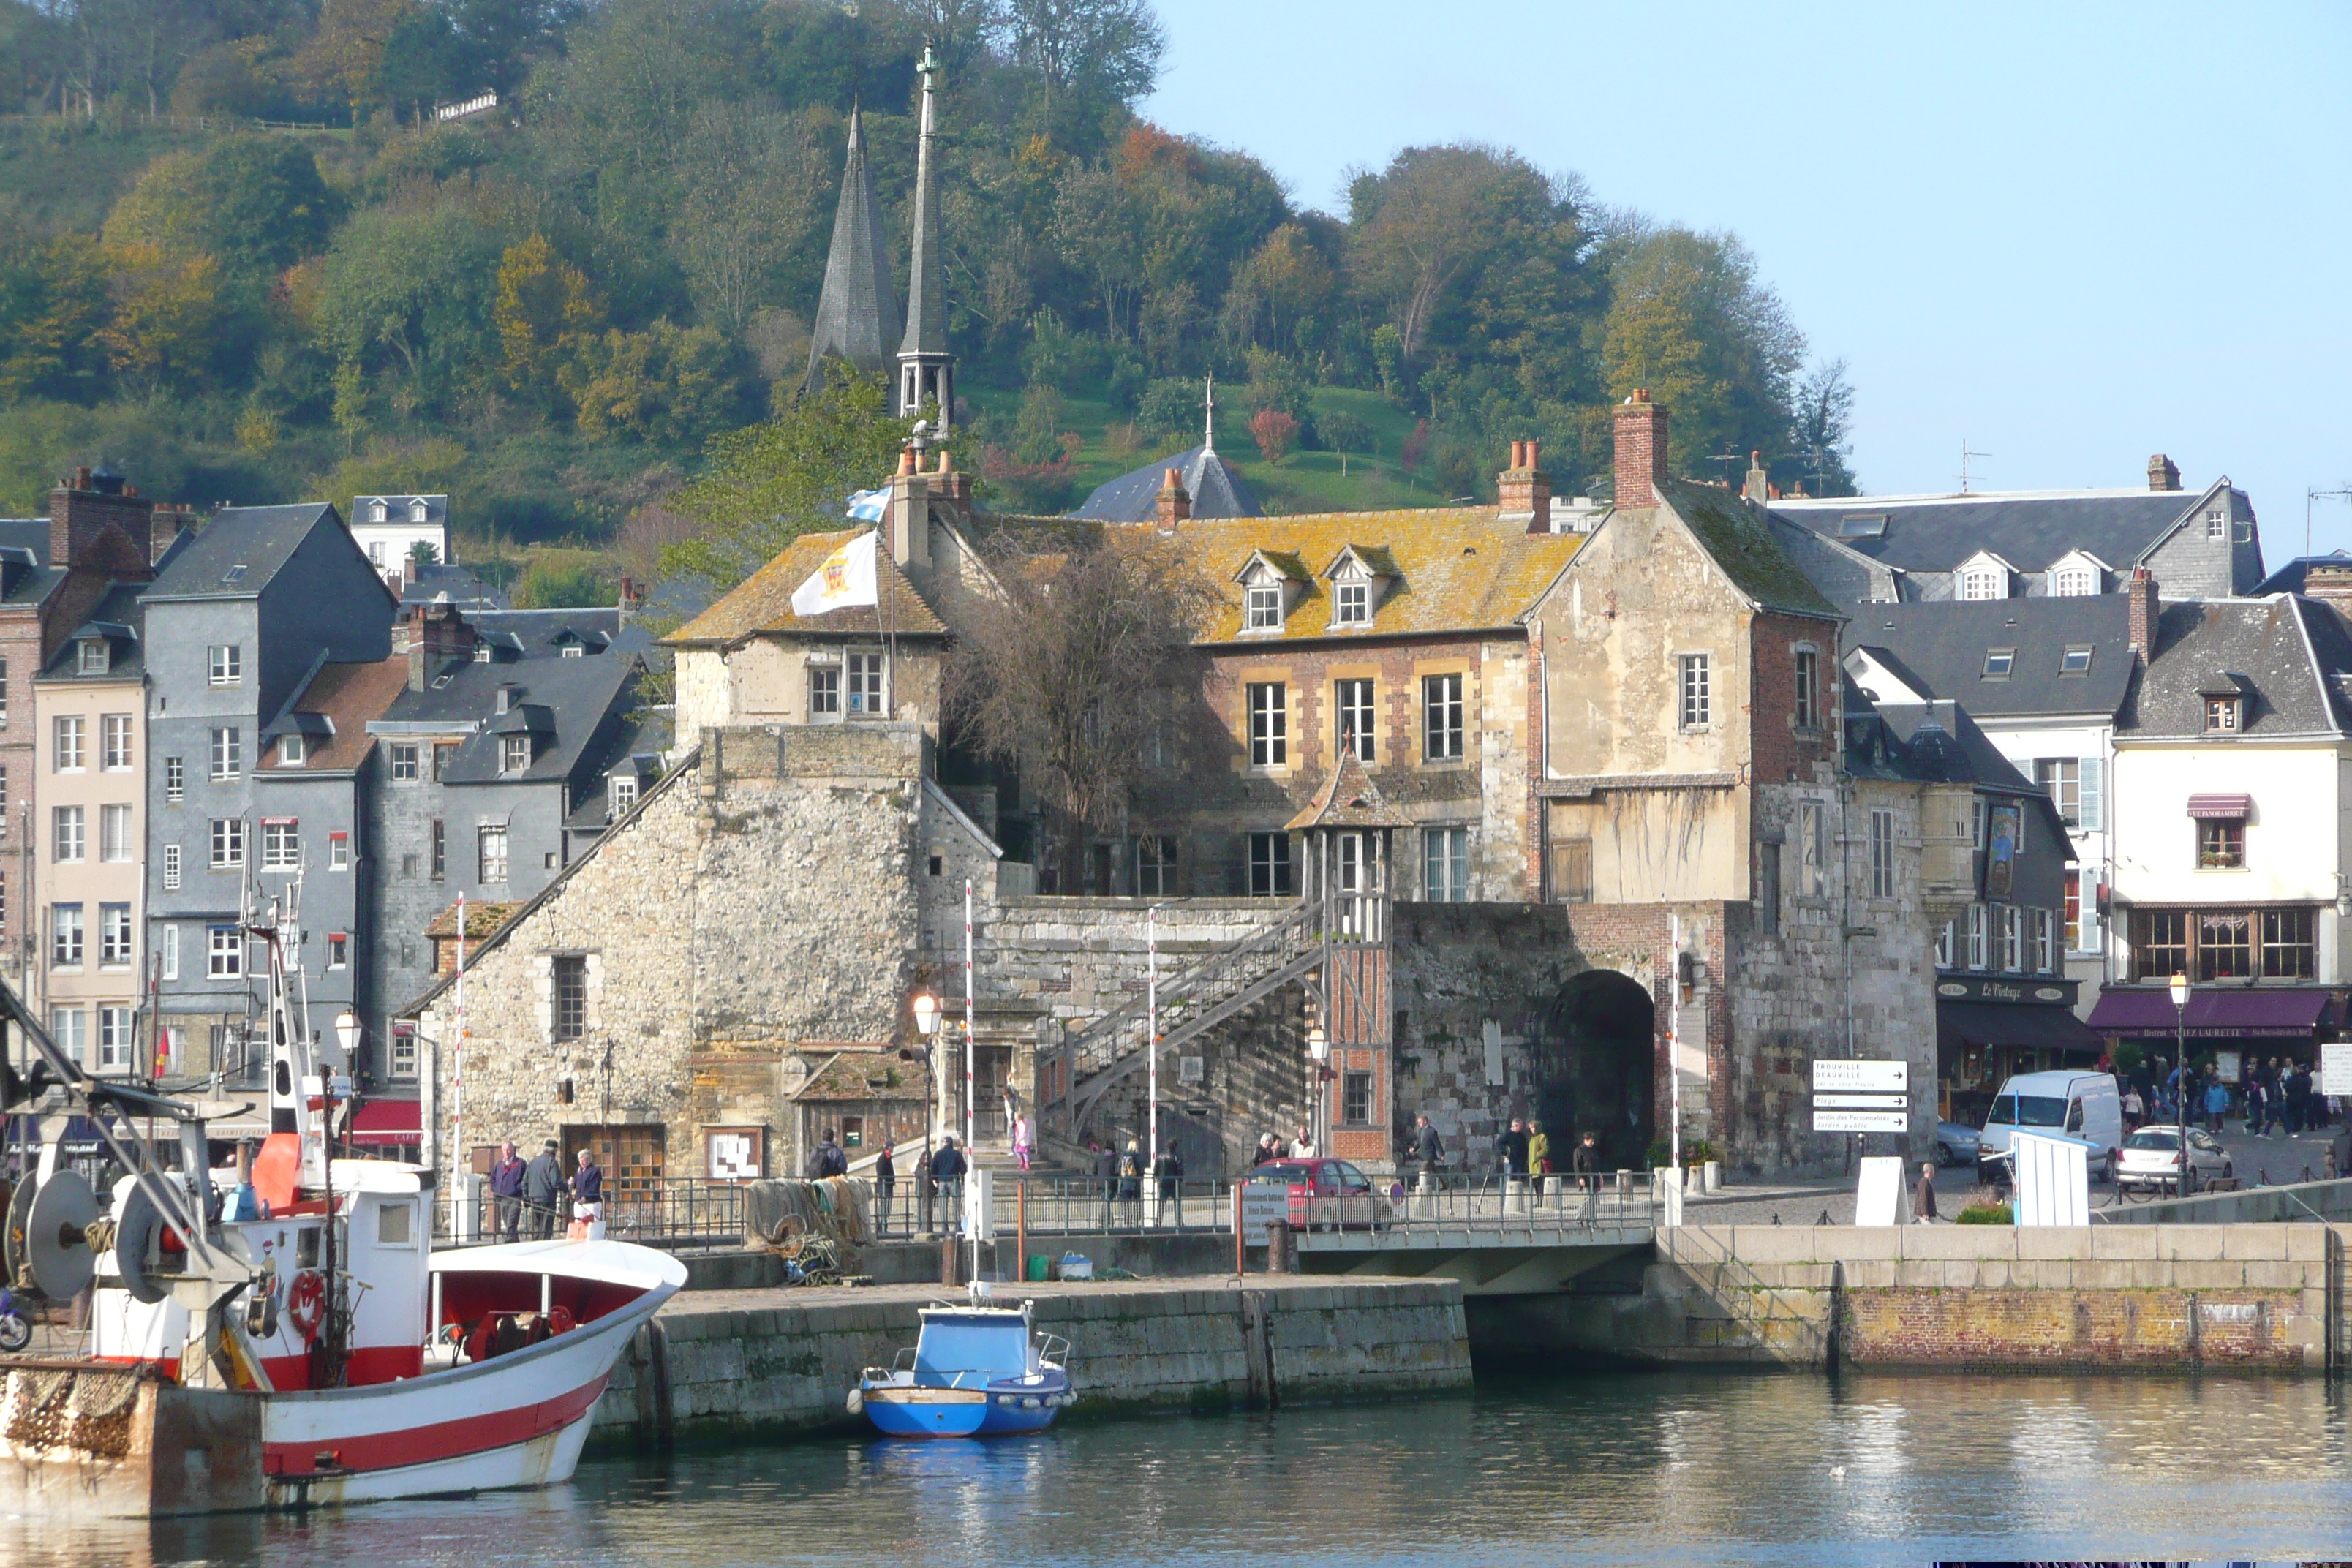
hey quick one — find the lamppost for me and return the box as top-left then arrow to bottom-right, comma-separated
1306,1023 -> 1329,1157
333,1007 -> 361,1153
912,991 -> 941,1137
2169,971 -> 2191,1196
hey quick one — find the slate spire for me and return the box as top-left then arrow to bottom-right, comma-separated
896,47 -> 955,427
804,102 -> 902,391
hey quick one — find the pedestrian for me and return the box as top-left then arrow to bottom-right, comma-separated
2242,1077 -> 2266,1138
523,1139 -> 565,1240
2264,1063 -> 2290,1138
2203,1077 -> 2230,1137
1572,1132 -> 1600,1222
1014,1112 -> 1033,1172
573,1146 -> 605,1239
1526,1120 -> 1551,1200
807,1126 -> 847,1179
2121,1084 -> 2145,1134
1153,1142 -> 1183,1226
1501,1117 -> 1530,1180
916,1135 -> 938,1233
1292,1124 -> 1316,1161
875,1138 -> 898,1234
1411,1115 -> 1444,1185
930,1135 -> 968,1235
489,1139 -> 526,1244
2290,1063 -> 2315,1136
1120,1139 -> 1145,1226
1251,1134 -> 1277,1167
1913,1161 -> 1939,1224
1093,1138 -> 1120,1226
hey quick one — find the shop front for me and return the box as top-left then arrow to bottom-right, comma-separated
1936,973 -> 2103,1126
2084,987 -> 2339,1082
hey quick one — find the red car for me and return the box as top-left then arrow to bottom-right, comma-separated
1242,1158 -> 1388,1231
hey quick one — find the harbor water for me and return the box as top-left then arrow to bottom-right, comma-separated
10,1369 -> 2351,1566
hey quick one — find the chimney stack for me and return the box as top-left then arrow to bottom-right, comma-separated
1497,440 -> 1552,532
404,598 -> 476,690
50,464 -> 155,569
1744,450 -> 1771,503
1613,391 -> 1669,510
2127,568 -> 2159,656
2148,453 -> 2181,492
1154,466 -> 1192,526
2301,562 -> 2352,625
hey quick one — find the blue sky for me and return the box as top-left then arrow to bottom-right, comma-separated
1142,2 -> 2352,559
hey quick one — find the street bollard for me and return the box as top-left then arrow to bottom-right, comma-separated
1264,1218 -> 1294,1273
940,1233 -> 967,1286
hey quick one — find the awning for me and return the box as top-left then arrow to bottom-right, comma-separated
1938,1000 -> 2104,1057
2186,794 -> 2253,819
2085,987 -> 2333,1039
348,1098 -> 422,1147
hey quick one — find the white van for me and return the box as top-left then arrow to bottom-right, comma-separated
1978,1070 -> 2122,1181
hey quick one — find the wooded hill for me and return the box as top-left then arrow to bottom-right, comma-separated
0,0 -> 1859,597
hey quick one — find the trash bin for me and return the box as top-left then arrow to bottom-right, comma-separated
1028,1254 -> 1049,1282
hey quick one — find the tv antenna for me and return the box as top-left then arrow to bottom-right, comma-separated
1959,441 -> 1991,494
2307,485 -> 2352,557
1703,446 -> 1745,486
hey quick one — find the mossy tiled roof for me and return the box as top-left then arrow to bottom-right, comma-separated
1656,479 -> 1840,621
666,527 -> 947,647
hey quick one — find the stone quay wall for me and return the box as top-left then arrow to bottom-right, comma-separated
592,1275 -> 1470,1446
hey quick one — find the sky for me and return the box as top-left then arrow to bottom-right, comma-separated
1141,1 -> 2352,561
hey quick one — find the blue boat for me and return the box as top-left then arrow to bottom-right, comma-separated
853,1292 -> 1071,1438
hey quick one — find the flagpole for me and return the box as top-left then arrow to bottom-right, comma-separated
451,893 -> 467,1235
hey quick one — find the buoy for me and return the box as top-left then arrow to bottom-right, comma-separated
846,1387 -> 864,1415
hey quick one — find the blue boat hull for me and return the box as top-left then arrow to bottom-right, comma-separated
860,1370 -> 1070,1439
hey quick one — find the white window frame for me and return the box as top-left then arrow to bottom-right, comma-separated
162,842 -> 181,890
1247,682 -> 1286,768
1678,654 -> 1711,731
610,774 -> 639,818
1869,807 -> 1896,899
2051,567 -> 2097,598
77,638 -> 108,674
53,715 -> 83,772
99,802 -> 132,862
1793,647 -> 1819,731
846,652 -> 886,716
329,832 -> 349,870
478,824 -> 509,883
1937,919 -> 1955,968
206,924 -> 243,979
97,1006 -> 133,1071
209,727 -> 241,780
808,664 -> 840,716
1332,580 -> 1371,627
208,645 -> 241,686
52,804 -> 83,864
1422,673 -> 1463,762
161,924 -> 178,981
99,902 -> 131,967
165,755 -> 184,801
327,932 -> 348,970
1422,825 -> 1470,903
50,1007 -> 84,1065
1334,678 -> 1375,762
1967,903 -> 1988,969
1244,583 -> 1284,631
102,713 -> 131,770
51,903 -> 83,968
261,821 -> 300,870
278,734 -> 306,766
501,734 -> 532,774
390,742 -> 421,782
2206,508 -> 2226,540
210,817 -> 244,869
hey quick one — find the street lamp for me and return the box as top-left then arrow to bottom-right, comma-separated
334,1008 -> 361,1060
912,992 -> 940,1038
1306,1023 -> 1330,1156
2169,971 -> 2191,1196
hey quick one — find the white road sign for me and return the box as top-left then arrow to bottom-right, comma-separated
1813,1093 -> 1909,1110
1812,1059 -> 1907,1093
1813,1109 -> 1909,1134
2323,1041 -> 2352,1098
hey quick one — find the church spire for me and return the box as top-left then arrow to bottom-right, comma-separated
896,46 -> 954,428
804,100 -> 902,390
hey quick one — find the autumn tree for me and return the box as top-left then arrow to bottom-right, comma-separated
492,232 -> 601,396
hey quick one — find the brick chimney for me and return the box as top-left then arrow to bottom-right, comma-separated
1743,449 -> 1771,503
2126,568 -> 2159,656
148,505 -> 195,564
50,464 -> 154,568
1154,466 -> 1191,526
1613,391 -> 1668,510
933,448 -> 973,515
2147,453 -> 2181,492
2301,562 -> 2352,625
1497,440 -> 1552,532
404,599 -> 476,690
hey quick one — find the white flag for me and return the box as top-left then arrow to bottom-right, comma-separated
789,530 -> 880,617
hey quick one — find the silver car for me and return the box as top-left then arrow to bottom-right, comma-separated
1934,1120 -> 1982,1167
2116,1125 -> 2233,1192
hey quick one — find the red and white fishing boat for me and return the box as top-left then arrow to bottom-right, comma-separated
0,905 -> 684,1516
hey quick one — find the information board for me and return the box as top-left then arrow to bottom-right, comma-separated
1812,1060 -> 1908,1093
1813,1109 -> 1909,1134
2324,1041 -> 2352,1098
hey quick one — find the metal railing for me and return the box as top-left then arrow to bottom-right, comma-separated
1362,1171 -> 1663,1237
436,1179 -> 746,1248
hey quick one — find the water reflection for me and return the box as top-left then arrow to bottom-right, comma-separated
1,1371 -> 2345,1567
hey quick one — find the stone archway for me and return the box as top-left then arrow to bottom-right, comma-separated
1534,970 -> 1658,1171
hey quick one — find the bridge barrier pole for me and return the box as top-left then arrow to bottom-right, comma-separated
1234,1185 -> 1245,1275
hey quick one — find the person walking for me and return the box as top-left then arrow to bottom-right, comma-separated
1571,1132 -> 1600,1223
875,1138 -> 898,1235
1913,1161 -> 1940,1224
1411,1115 -> 1443,1181
807,1127 -> 847,1179
2290,1062 -> 2315,1136
1153,1143 -> 1183,1227
917,1135 -> 938,1234
2121,1084 -> 2145,1134
489,1140 -> 527,1244
1499,1117 -> 1531,1212
573,1146 -> 605,1239
2242,1077 -> 2266,1138
1014,1113 -> 1034,1172
1119,1140 -> 1145,1226
1093,1138 -> 1120,1227
1526,1120 -> 1552,1202
523,1139 -> 565,1240
1251,1134 -> 1278,1167
930,1136 -> 968,1235
2203,1077 -> 2231,1137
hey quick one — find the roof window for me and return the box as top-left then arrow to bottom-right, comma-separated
2059,644 -> 2094,676
1838,515 -> 1887,539
1983,649 -> 2015,679
221,564 -> 247,586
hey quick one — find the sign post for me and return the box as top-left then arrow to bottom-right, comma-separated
1813,1059 -> 1908,1135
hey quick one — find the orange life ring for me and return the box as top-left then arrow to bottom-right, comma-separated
286,1269 -> 327,1343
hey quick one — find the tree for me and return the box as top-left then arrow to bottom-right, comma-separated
1002,0 -> 1163,127
104,137 -> 339,284
1318,407 -> 1369,477
1346,144 -> 1563,365
93,243 -> 222,393
315,200 -> 509,412
1248,407 -> 1295,466
559,319 -> 747,445
1791,357 -> 1858,497
661,365 -> 908,589
493,232 -> 600,396
944,525 -> 1213,891
0,233 -> 108,400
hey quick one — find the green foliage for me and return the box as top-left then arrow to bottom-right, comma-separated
559,320 -> 749,445
1133,375 -> 1200,445
1317,407 -> 1370,473
1955,1202 -> 2014,1226
2112,1041 -> 2146,1077
103,135 -> 339,284
514,557 -> 616,608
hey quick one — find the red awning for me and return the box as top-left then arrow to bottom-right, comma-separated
348,1098 -> 422,1146
2186,794 -> 2253,819
2085,986 -> 2333,1039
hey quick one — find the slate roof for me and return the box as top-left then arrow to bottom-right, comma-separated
1845,685 -> 2069,845
2118,596 -> 2352,740
0,519 -> 49,565
1768,486 -> 2229,581
790,1048 -> 929,1104
1844,596 -> 2135,720
263,656 -> 411,772
373,649 -> 642,787
1074,442 -> 1263,522
470,608 -> 648,657
400,562 -> 508,609
2253,553 -> 2352,596
1654,478 -> 1840,620
0,516 -> 63,607
1285,753 -> 1414,831
565,705 -> 675,832
666,528 -> 948,646
37,584 -> 146,680
806,108 -> 902,382
147,503 -> 339,599
350,494 -> 448,529
899,78 -> 946,361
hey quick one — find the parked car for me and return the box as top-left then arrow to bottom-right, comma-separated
1934,1120 -> 1982,1167
1243,1159 -> 1388,1231
2116,1125 -> 2233,1193
1978,1070 -> 2122,1181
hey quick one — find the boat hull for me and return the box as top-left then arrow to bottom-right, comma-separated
859,1370 -> 1070,1439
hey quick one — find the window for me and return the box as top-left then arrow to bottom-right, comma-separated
1136,834 -> 1176,897
1423,826 -> 1469,902
560,644 -> 584,658
610,774 -> 639,819
1961,568 -> 2005,600
102,713 -> 131,769
161,924 -> 177,981
261,820 -> 300,869
1838,514 -> 1887,538
1996,905 -> 2020,971
277,734 -> 306,766
1793,648 -> 1819,731
1678,655 -> 1711,729
2134,905 -> 2314,981
98,1006 -> 133,1071
327,932 -> 348,969
2029,908 -> 2053,974
77,638 -> 107,674
1757,840 -> 1781,935
1936,919 -> 1955,968
208,645 -> 241,686
479,825 -> 509,883
100,902 -> 130,966
1550,836 -> 1593,904
0,657 -> 7,720
1967,904 -> 1988,969
163,843 -> 181,890
329,831 -> 349,870
99,803 -> 132,862
1798,804 -> 1827,897
553,954 -> 588,1040
207,924 -> 243,979
1342,1070 -> 1372,1126
53,715 -> 83,772
165,755 -> 184,801
1247,831 -> 1293,896
2132,908 -> 2187,978
52,805 -> 83,863
1422,674 -> 1463,761
2206,508 -> 2226,540
847,652 -> 885,715
2065,872 -> 2081,953
1333,581 -> 1371,626
809,665 -> 840,715
0,764 -> 7,819
2205,696 -> 2241,733
391,1026 -> 418,1078
1983,649 -> 2014,679
431,820 -> 445,879
50,1009 -> 84,1065
1245,584 -> 1283,630
2262,908 -> 2315,979
390,742 -> 420,781
2195,817 -> 2246,869
2035,760 -> 2079,826
501,734 -> 531,774
369,540 -> 385,565
433,741 -> 459,780
2059,644 -> 2094,675
209,817 -> 244,868
1247,682 -> 1287,767
2198,911 -> 2252,979
1869,808 -> 1896,899
209,727 -> 241,780
1334,679 -> 1375,761
51,903 -> 82,967
2052,568 -> 2097,598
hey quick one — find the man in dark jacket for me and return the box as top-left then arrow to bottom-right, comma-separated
930,1137 -> 968,1235
1153,1144 -> 1184,1226
489,1140 -> 527,1243
875,1139 -> 897,1234
573,1147 -> 605,1233
1571,1132 -> 1600,1222
1411,1116 -> 1443,1182
1500,1118 -> 1531,1183
522,1139 -> 565,1240
1093,1139 -> 1120,1226
808,1128 -> 847,1179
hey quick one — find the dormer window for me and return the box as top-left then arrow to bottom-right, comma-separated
369,500 -> 388,524
2051,567 -> 2094,596
560,642 -> 584,657
1235,552 -> 1302,634
1321,545 -> 1397,630
409,498 -> 430,524
473,645 -> 492,662
1334,582 -> 1371,626
278,734 -> 306,766
1960,567 -> 2005,600
2206,508 -> 2226,540
76,639 -> 108,675
610,773 -> 639,820
502,734 -> 532,773
2206,696 -> 2242,733
1245,584 -> 1283,630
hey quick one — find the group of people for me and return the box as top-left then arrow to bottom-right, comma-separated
1248,1127 -> 1320,1165
484,1139 -> 605,1243
1083,1137 -> 1183,1225
2117,1057 -> 2335,1139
